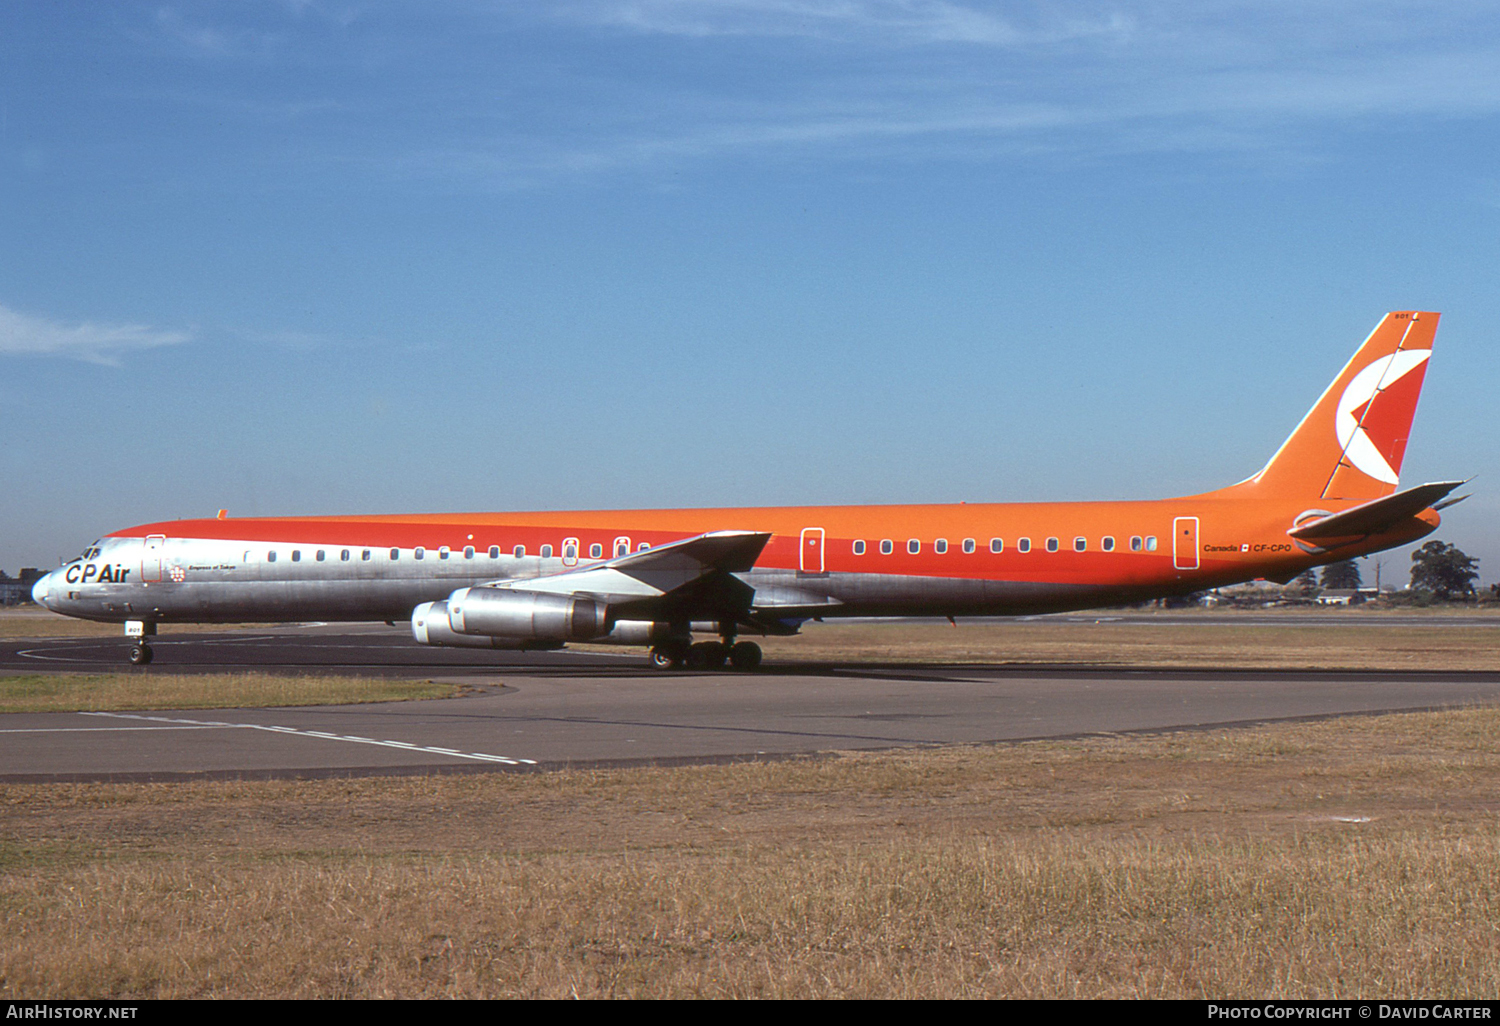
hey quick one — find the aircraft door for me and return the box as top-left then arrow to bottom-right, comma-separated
799,527 -> 825,575
1173,517 -> 1200,571
142,535 -> 165,583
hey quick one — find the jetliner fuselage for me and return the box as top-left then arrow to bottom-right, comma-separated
29,312 -> 1462,669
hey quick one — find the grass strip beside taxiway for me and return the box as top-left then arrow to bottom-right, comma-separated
0,673 -> 457,713
4,706 -> 1500,998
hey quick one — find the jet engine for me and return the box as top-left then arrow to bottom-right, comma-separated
410,600 -> 564,649
445,587 -> 610,641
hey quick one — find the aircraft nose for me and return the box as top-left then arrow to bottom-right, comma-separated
31,572 -> 53,609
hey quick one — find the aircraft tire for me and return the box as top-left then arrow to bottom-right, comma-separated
689,641 -> 727,670
650,639 -> 690,670
129,644 -> 153,666
729,641 -> 761,671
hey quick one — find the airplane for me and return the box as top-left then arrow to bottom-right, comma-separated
31,311 -> 1466,670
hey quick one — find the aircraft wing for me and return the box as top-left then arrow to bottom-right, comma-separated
486,530 -> 771,604
1288,480 -> 1468,541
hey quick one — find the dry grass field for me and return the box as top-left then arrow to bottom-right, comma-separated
4,606 -> 1498,996
4,707 -> 1500,998
0,673 -> 457,713
759,616 -> 1500,671
0,608 -> 279,639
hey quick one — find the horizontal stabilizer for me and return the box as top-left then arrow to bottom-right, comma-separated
1288,481 -> 1466,540
492,530 -> 771,603
1431,493 -> 1470,512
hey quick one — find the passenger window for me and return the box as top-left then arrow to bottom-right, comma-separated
853,540 -> 866,555
963,538 -> 976,554
1130,536 -> 1143,552
1073,537 -> 1086,552
513,545 -> 525,558
464,546 -> 475,559
488,546 -> 499,559
615,538 -> 631,557
1018,538 -> 1031,553
268,551 -> 277,563
935,539 -> 948,554
340,549 -> 350,561
907,539 -> 920,554
292,550 -> 301,562
638,542 -> 651,552
1102,537 -> 1115,552
414,547 -> 425,560
390,548 -> 400,561
362,549 -> 371,561
1046,538 -> 1059,552
541,544 -> 553,559
589,543 -> 603,559
439,546 -> 450,560
989,538 -> 1003,554
315,550 -> 326,561
1146,536 -> 1158,551
880,539 -> 894,555
563,543 -> 576,560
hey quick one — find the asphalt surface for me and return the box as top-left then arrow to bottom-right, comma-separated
3,622 -> 1499,782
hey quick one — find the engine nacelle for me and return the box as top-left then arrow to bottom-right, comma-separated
410,601 -> 564,650
447,587 -> 609,641
591,619 -> 675,646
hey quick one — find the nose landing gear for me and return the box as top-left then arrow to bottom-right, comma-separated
124,620 -> 156,666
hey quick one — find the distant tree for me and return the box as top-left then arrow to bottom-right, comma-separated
1291,568 -> 1320,593
1320,560 -> 1362,590
1410,541 -> 1480,600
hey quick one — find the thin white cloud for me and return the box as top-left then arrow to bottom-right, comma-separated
114,2 -> 1500,188
569,0 -> 1131,46
0,304 -> 191,365
154,6 -> 233,55
524,4 -> 1500,180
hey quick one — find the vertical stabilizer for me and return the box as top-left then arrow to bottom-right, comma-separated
1247,311 -> 1438,501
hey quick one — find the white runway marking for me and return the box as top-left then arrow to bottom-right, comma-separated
81,711 -> 537,765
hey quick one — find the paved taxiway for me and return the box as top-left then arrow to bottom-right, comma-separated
3,623 -> 1499,781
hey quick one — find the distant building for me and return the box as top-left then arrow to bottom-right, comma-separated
0,569 -> 43,606
1316,589 -> 1363,606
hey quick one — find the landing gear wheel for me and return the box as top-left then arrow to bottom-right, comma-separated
729,641 -> 762,671
128,643 -> 154,666
688,641 -> 727,670
649,639 -> 690,670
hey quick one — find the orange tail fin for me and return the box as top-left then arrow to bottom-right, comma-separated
1246,311 -> 1439,501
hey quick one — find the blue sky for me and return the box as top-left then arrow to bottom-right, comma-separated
2,1 -> 1496,587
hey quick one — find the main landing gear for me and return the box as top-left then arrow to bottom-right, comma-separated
649,637 -> 762,672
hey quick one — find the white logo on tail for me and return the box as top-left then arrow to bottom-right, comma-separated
1334,350 -> 1430,485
